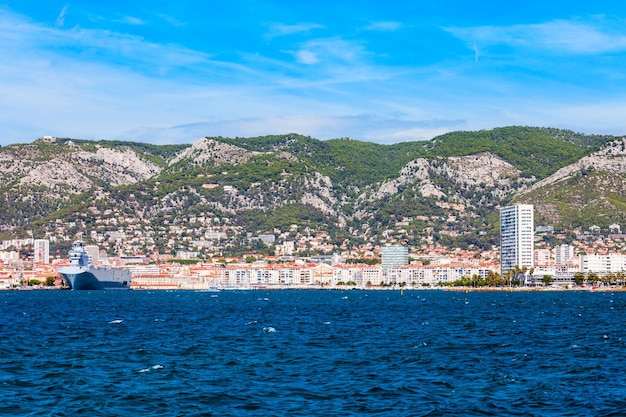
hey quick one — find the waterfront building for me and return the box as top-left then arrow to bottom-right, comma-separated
579,253 -> 626,275
126,264 -> 161,276
131,273 -> 205,290
333,264 -> 382,286
384,263 -> 496,286
500,204 -> 534,278
221,263 -> 317,288
381,245 -> 408,270
532,264 -> 579,286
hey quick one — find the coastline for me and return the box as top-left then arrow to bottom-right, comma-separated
4,284 -> 626,292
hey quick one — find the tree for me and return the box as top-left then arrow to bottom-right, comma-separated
521,266 -> 528,286
470,274 -> 485,287
485,270 -> 505,287
541,275 -> 554,287
504,270 -> 514,287
573,272 -> 585,286
46,276 -> 55,286
603,273 -> 616,286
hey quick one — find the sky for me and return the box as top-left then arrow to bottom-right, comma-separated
2,1 -> 626,146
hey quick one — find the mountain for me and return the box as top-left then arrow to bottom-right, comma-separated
0,127 -> 621,256
514,137 -> 626,230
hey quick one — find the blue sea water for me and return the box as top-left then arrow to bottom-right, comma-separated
1,289 -> 626,416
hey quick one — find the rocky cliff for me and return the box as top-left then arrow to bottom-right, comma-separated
0,128 -> 624,249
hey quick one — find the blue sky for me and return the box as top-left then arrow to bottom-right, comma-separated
2,1 -> 626,146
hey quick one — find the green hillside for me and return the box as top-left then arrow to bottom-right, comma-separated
423,126 -> 611,179
1,126 -> 623,252
216,127 -> 611,183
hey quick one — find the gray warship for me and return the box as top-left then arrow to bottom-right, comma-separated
57,241 -> 131,290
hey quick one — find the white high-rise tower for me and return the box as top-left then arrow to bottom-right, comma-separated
500,204 -> 534,277
33,239 -> 50,264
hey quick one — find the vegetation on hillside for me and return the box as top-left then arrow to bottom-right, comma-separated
422,126 -> 611,179
1,126 -> 624,250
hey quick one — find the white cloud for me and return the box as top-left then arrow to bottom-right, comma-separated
115,15 -> 146,26
0,10 -> 209,73
296,50 -> 319,65
266,23 -> 324,39
2,7 -> 626,147
158,14 -> 186,27
447,19 -> 626,55
472,42 -> 480,62
116,113 -> 469,145
56,5 -> 68,27
0,10 -> 469,145
296,38 -> 366,65
366,21 -> 402,32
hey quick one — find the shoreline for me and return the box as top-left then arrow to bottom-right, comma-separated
3,285 -> 626,292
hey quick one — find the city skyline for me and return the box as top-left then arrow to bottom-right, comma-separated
2,1 -> 626,146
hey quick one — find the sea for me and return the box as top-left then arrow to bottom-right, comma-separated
1,289 -> 626,417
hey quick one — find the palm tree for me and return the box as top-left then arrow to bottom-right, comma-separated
573,272 -> 585,286
603,273 -> 615,287
485,270 -> 499,287
505,270 -> 514,287
541,275 -> 554,287
521,266 -> 529,286
471,274 -> 480,288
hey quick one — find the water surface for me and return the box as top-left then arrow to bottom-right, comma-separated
1,290 -> 625,416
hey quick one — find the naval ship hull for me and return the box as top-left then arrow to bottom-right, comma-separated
58,241 -> 132,290
59,266 -> 131,290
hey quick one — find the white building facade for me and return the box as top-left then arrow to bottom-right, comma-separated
381,245 -> 409,270
33,239 -> 50,264
554,244 -> 575,265
580,254 -> 626,275
500,204 -> 534,276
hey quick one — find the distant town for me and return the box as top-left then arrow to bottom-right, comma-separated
2,204 -> 626,290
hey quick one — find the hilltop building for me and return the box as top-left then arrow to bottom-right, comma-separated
500,204 -> 534,277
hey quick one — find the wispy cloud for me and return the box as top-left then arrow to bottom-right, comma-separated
2,5 -> 626,146
158,13 -> 186,27
366,21 -> 402,32
114,15 -> 146,26
447,19 -> 626,55
293,38 -> 367,66
295,50 -> 319,65
56,5 -> 68,27
119,113 -> 466,144
266,23 -> 324,39
0,11 -> 208,72
472,42 -> 480,62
